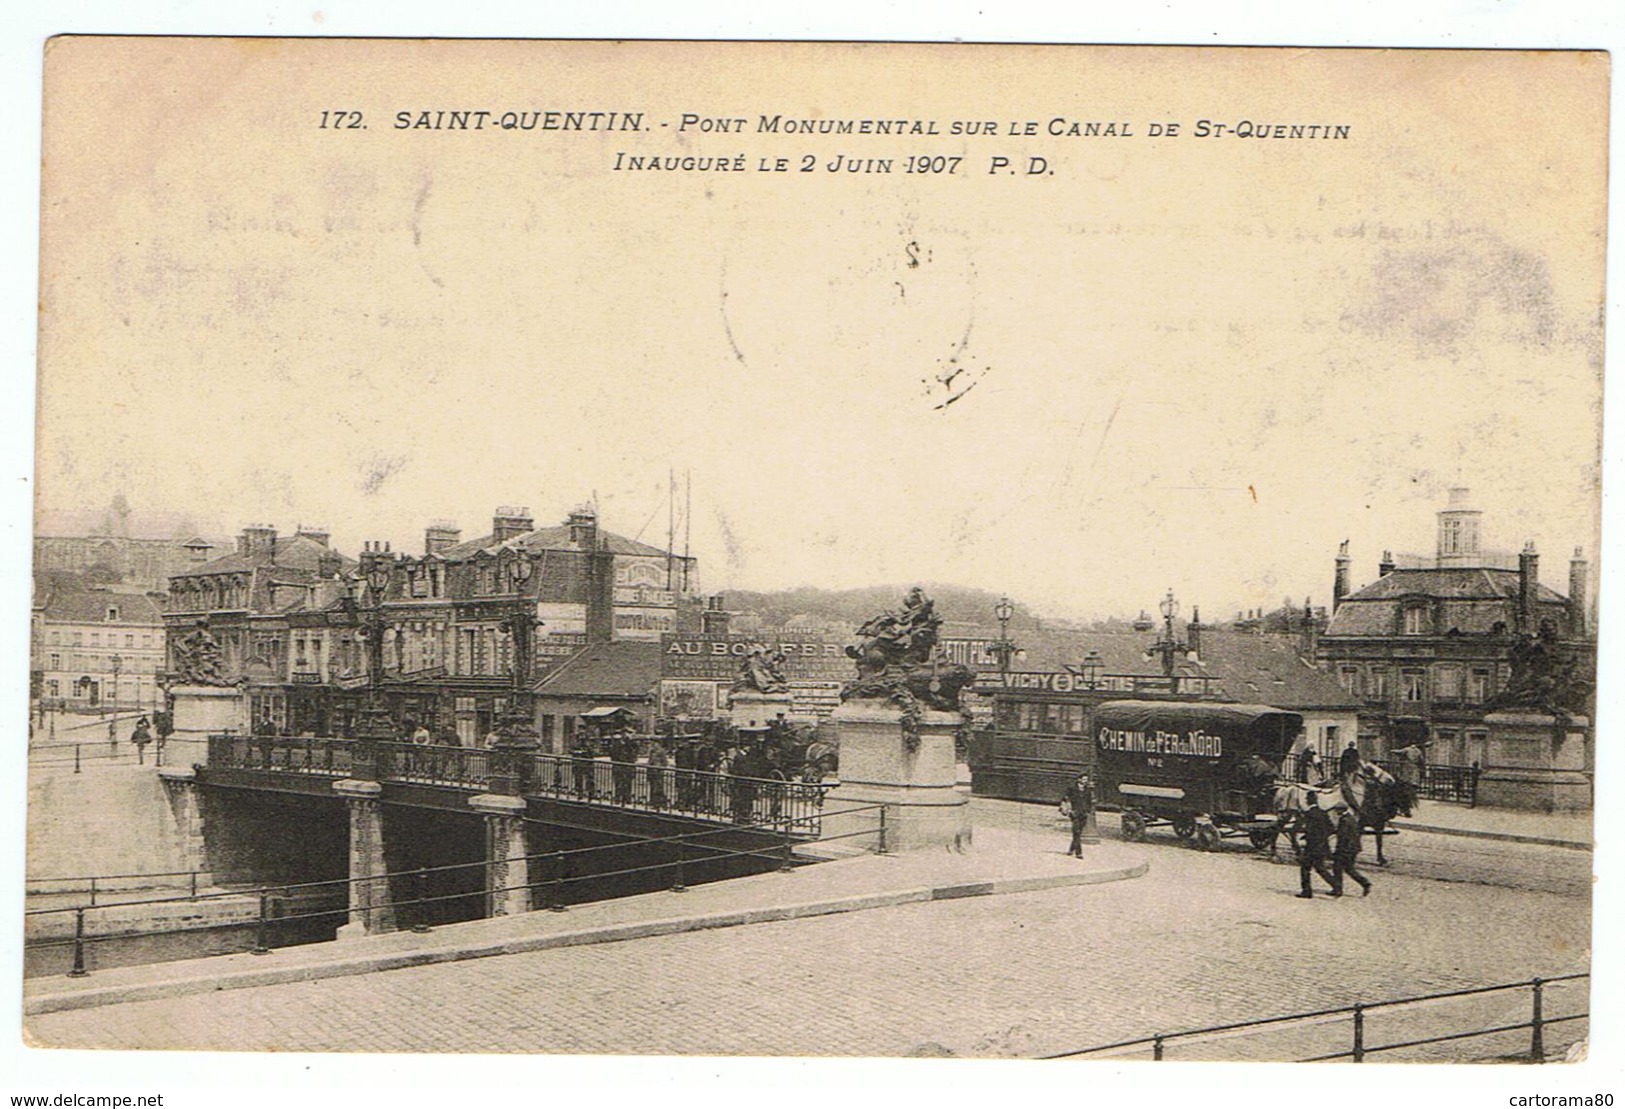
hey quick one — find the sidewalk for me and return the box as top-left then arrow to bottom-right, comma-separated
1388,803 -> 1592,850
23,827 -> 1148,1017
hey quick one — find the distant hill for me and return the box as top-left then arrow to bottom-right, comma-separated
719,583 -> 1046,635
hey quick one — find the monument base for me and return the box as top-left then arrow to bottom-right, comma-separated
729,690 -> 795,728
165,685 -> 247,767
1478,712 -> 1593,812
823,701 -> 971,853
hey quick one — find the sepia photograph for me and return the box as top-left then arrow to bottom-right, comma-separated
5,9 -> 1619,1102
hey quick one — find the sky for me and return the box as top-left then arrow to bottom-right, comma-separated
31,43 -> 1607,628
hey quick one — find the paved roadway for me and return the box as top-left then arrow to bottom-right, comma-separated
27,799 -> 1591,1060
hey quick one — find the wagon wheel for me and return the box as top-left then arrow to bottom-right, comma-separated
1171,817 -> 1197,840
1194,823 -> 1222,852
1119,810 -> 1147,842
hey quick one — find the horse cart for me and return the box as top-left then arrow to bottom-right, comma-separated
1093,701 -> 1304,851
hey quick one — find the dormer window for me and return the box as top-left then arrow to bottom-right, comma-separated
106,606 -> 119,622
1402,605 -> 1427,635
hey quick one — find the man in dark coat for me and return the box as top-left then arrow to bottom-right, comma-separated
1062,773 -> 1095,857
1334,810 -> 1373,896
1296,796 -> 1340,898
1339,741 -> 1362,779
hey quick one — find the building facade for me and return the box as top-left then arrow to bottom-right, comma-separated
32,586 -> 167,714
1316,488 -> 1593,767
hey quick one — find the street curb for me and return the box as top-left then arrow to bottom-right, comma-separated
24,859 -> 1148,1017
1388,820 -> 1592,852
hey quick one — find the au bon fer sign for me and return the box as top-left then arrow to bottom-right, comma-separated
660,634 -> 853,682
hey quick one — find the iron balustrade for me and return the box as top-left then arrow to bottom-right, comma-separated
1373,759 -> 1481,806
24,800 -> 888,977
203,734 -> 831,835
1042,973 -> 1587,1063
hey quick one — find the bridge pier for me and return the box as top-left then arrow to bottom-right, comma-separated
470,794 -> 531,918
334,779 -> 396,937
157,767 -> 211,882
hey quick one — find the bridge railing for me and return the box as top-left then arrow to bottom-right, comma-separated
204,735 -> 829,835
1373,759 -> 1481,807
1042,973 -> 1587,1063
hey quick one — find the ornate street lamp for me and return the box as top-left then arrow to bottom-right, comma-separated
1149,588 -> 1189,691
489,549 -> 541,795
990,595 -> 1024,683
352,542 -> 398,768
1080,649 -> 1103,689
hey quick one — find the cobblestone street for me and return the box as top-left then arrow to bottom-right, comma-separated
28,801 -> 1590,1060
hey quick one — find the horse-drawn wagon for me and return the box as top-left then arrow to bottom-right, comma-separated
1093,700 -> 1303,851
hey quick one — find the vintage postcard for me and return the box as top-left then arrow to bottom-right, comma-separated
21,37 -> 1606,1076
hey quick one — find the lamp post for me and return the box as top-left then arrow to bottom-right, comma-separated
1150,588 -> 1189,693
109,654 -> 123,715
490,549 -> 541,795
352,541 -> 397,777
1080,648 -> 1103,689
990,595 -> 1024,684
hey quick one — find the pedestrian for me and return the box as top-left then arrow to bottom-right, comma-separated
646,740 -> 671,809
1061,772 -> 1094,857
1339,740 -> 1362,779
108,717 -> 118,756
1295,796 -> 1340,899
1295,745 -> 1323,784
1334,810 -> 1373,896
610,732 -> 637,805
131,716 -> 152,764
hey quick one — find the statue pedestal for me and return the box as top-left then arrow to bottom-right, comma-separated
729,690 -> 794,728
167,685 -> 247,767
1478,712 -> 1592,812
823,701 -> 971,852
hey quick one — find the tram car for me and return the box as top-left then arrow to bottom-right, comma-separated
1092,700 -> 1302,851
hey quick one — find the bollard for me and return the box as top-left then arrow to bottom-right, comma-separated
252,892 -> 271,955
74,744 -> 81,774
877,806 -> 890,855
67,908 -> 88,978
549,851 -> 568,911
670,846 -> 688,893
1152,1034 -> 1164,1061
779,820 -> 795,873
1352,1003 -> 1365,1062
1530,978 -> 1546,1062
411,869 -> 432,933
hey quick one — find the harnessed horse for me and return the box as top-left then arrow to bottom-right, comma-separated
1264,761 -> 1404,864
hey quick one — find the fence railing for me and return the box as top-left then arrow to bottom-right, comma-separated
204,735 -> 829,835
1043,973 -> 1586,1062
1374,760 -> 1481,807
24,801 -> 889,979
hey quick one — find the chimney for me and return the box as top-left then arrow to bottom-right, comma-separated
316,550 -> 342,580
492,506 -> 534,544
424,520 -> 461,556
1517,541 -> 1539,634
1568,546 -> 1588,637
1186,606 -> 1202,659
1333,539 -> 1351,611
1378,550 -> 1395,577
295,525 -> 330,547
567,506 -> 600,550
239,524 -> 277,561
700,594 -> 732,636
1301,596 -> 1319,658
183,538 -> 214,564
587,547 -> 615,643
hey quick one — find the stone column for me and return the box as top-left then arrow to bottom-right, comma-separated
334,778 -> 396,937
157,766 -> 212,884
470,793 -> 532,918
167,685 -> 248,767
822,701 -> 971,852
729,690 -> 795,728
1478,712 -> 1593,812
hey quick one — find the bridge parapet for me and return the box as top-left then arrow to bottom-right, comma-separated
204,735 -> 830,837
